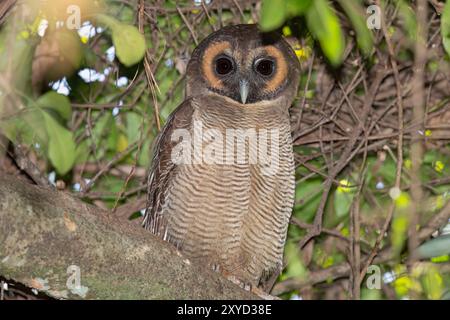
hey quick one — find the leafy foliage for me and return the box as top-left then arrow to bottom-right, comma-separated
442,0 -> 450,56
260,0 -> 374,65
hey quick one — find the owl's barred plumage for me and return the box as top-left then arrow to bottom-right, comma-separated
144,24 -> 300,287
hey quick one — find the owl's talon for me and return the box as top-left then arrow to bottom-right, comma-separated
223,274 -> 252,291
225,274 -> 279,300
251,286 -> 280,300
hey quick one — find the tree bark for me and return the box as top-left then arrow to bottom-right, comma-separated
0,0 -> 16,25
0,174 -> 257,299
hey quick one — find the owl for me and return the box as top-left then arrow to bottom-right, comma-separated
143,24 -> 300,288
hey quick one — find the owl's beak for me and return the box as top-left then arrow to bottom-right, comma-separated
239,79 -> 249,104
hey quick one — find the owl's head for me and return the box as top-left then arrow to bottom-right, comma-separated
186,24 -> 300,106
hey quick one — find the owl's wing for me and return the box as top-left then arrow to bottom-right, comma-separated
142,98 -> 194,237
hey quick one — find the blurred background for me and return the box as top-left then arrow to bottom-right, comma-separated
1,0 -> 450,300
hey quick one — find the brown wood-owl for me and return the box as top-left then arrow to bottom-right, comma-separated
143,24 -> 300,287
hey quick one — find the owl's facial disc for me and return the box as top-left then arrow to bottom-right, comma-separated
186,25 -> 300,105
200,41 -> 290,105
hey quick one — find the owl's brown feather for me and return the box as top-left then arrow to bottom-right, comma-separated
144,99 -> 194,238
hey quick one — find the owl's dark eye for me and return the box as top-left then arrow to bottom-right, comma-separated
255,59 -> 275,76
215,57 -> 234,75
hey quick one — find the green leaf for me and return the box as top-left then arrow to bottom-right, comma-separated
284,241 -> 307,279
138,139 -> 151,167
95,14 -> 122,32
306,0 -> 345,66
294,179 -> 323,222
421,265 -> 444,300
36,91 -> 72,121
337,0 -> 373,55
416,235 -> 450,259
423,150 -> 440,164
1,109 -> 47,147
334,189 -> 354,218
107,119 -> 119,152
75,140 -> 90,165
91,112 -> 118,154
391,213 -> 409,257
378,157 -> 397,185
398,0 -> 417,41
0,34 -> 35,95
112,25 -> 146,67
126,112 -> 142,143
361,288 -> 382,300
42,111 -> 76,175
95,14 -> 146,67
92,112 -> 112,142
259,0 -> 287,31
286,0 -> 313,16
442,0 -> 450,57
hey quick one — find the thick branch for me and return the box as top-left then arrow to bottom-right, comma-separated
0,174 -> 257,299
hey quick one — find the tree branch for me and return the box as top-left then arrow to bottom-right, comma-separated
0,174 -> 257,299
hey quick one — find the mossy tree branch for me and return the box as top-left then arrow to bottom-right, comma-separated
0,174 -> 257,299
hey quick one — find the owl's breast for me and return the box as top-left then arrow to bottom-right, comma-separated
162,101 -> 294,281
